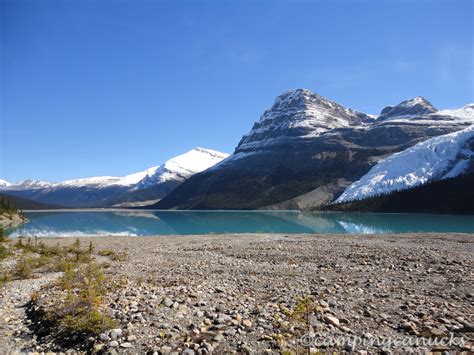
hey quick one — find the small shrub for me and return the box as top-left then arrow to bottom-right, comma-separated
88,241 -> 94,255
14,237 -> 37,253
31,290 -> 41,302
0,227 -> 8,243
281,296 -> 319,354
55,261 -> 116,334
41,242 -> 64,257
14,237 -> 24,249
283,295 -> 317,332
97,249 -> 114,257
98,249 -> 128,261
47,256 -> 73,273
61,309 -> 116,334
22,238 -> 126,340
0,244 -> 10,260
0,271 -> 11,288
36,254 -> 50,268
110,252 -> 127,261
14,255 -> 38,279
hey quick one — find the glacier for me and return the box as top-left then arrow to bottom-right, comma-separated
335,125 -> 474,203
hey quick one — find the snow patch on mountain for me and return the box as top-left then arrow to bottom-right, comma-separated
58,166 -> 160,188
335,125 -> 474,203
0,179 -> 10,188
439,104 -> 474,120
130,147 -> 229,190
7,180 -> 53,190
1,148 -> 228,192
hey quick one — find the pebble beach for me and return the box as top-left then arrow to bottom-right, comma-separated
0,233 -> 473,354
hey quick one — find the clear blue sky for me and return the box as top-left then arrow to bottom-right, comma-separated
1,0 -> 473,183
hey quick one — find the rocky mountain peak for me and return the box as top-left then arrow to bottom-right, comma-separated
379,96 -> 438,120
236,89 -> 373,152
16,180 -> 53,189
269,88 -> 321,111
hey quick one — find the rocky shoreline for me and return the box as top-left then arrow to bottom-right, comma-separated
0,233 -> 473,354
0,211 -> 27,229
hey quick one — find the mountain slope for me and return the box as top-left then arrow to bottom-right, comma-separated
439,103 -> 474,120
107,148 -> 229,206
0,193 -> 63,210
1,148 -> 228,208
154,89 -> 471,210
335,126 -> 474,203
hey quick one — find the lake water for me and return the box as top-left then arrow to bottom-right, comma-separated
5,210 -> 474,237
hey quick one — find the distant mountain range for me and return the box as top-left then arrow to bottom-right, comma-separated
0,148 -> 228,208
1,89 -> 472,212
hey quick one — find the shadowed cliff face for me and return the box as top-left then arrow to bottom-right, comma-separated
155,90 -> 471,210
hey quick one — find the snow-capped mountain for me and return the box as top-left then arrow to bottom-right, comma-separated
1,148 -> 228,208
370,98 -> 473,128
7,180 -> 52,190
439,103 -> 474,120
58,172 -> 155,189
155,89 -> 473,210
4,168 -> 160,191
108,148 -> 229,206
378,96 -> 438,120
236,89 -> 373,152
3,89 -> 472,211
0,179 -> 11,188
131,148 -> 228,190
335,126 -> 474,203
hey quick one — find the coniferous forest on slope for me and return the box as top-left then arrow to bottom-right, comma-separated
327,173 -> 474,215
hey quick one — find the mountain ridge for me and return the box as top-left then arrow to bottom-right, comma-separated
2,89 -> 472,211
1,147 -> 229,208
154,89 -> 473,210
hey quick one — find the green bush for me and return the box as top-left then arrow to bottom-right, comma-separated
0,227 -> 8,243
14,255 -> 38,279
0,244 -> 10,260
97,249 -> 128,261
61,309 -> 116,334
56,261 -> 116,334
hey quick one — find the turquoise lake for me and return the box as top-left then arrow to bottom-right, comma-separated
5,210 -> 474,237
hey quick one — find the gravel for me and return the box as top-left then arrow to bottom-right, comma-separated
0,232 -> 473,353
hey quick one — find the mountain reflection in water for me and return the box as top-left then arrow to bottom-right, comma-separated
6,210 -> 474,237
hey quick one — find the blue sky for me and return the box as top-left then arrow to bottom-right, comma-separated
1,0 -> 473,182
